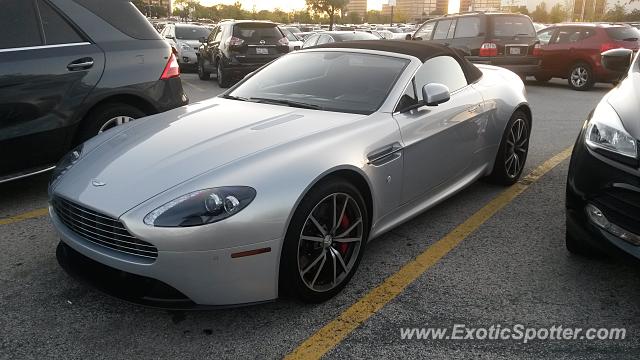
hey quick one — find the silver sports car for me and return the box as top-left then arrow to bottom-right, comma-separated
50,41 -> 532,307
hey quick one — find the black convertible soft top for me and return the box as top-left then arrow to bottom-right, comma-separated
311,40 -> 484,84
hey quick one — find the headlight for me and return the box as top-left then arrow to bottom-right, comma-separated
180,43 -> 191,51
143,187 -> 256,227
585,102 -> 638,165
50,145 -> 83,185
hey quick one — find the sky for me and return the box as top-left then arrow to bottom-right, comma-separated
198,0 -> 640,12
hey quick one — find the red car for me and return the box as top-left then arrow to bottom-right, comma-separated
535,23 -> 640,90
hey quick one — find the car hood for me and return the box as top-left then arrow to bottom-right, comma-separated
607,71 -> 640,140
54,98 -> 365,218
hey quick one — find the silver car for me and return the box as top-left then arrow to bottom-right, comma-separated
50,41 -> 532,307
161,23 -> 211,70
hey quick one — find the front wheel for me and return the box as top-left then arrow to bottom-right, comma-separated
568,63 -> 595,91
279,179 -> 369,303
217,61 -> 231,88
487,110 -> 531,186
197,58 -> 210,80
76,103 -> 146,143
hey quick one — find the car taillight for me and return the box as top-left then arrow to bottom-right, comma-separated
479,43 -> 498,57
228,37 -> 245,47
532,43 -> 541,57
160,53 -> 180,80
278,37 -> 289,46
600,42 -> 622,52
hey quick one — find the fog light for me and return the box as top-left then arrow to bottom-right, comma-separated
586,204 -> 640,246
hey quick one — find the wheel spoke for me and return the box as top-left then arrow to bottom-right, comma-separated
302,252 -> 325,276
329,248 -> 337,285
332,194 -> 337,232
336,218 -> 362,238
330,247 -> 348,272
300,235 -> 324,243
310,254 -> 327,288
333,195 -> 348,233
333,237 -> 361,243
309,215 -> 327,236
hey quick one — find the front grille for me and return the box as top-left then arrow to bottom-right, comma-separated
52,197 -> 158,260
593,187 -> 640,235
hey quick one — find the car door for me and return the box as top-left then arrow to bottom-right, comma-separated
0,0 -> 104,179
541,27 -> 582,77
452,16 -> 484,56
430,19 -> 455,46
413,20 -> 435,41
393,56 -> 485,203
201,25 -> 219,70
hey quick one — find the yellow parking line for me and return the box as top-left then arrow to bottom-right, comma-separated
0,207 -> 48,226
285,147 -> 574,360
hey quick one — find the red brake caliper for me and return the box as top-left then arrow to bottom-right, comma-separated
338,213 -> 350,255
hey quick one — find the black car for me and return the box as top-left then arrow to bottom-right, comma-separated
301,31 -> 380,49
197,20 -> 290,87
566,48 -> 640,259
409,12 -> 540,77
0,0 -> 188,184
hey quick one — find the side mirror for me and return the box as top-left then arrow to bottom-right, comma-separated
405,34 -> 413,40
601,48 -> 633,73
199,36 -> 206,44
422,83 -> 450,106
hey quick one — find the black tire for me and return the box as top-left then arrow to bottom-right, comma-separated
76,102 -> 146,143
534,75 -> 551,83
197,58 -> 210,80
566,229 -> 600,257
568,63 -> 595,91
279,178 -> 369,303
217,60 -> 231,88
487,110 -> 531,186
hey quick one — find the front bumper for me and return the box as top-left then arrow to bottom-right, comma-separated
178,51 -> 198,67
566,125 -> 640,260
50,206 -> 282,307
468,55 -> 540,75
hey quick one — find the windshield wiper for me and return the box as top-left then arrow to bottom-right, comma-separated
623,37 -> 638,41
222,94 -> 249,101
248,97 -> 321,110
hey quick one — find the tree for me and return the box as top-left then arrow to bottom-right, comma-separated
530,2 -> 549,23
305,0 -> 348,30
604,2 -> 627,22
549,3 -> 568,23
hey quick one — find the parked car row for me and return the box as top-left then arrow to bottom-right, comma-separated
0,0 -> 187,184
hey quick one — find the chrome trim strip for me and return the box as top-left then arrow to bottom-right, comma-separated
0,42 -> 91,53
0,166 -> 55,184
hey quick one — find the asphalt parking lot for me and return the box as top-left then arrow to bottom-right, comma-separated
2,74 -> 640,359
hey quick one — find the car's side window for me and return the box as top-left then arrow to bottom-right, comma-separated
0,1 -> 43,49
214,27 -> 223,42
415,22 -> 435,40
433,20 -> 453,40
304,34 -> 319,47
581,29 -> 596,40
446,19 -> 457,39
395,80 -> 419,112
537,28 -> 555,45
37,0 -> 84,45
316,35 -> 331,45
454,17 -> 481,38
414,56 -> 468,97
554,28 -> 582,44
207,27 -> 218,42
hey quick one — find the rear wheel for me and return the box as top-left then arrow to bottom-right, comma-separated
487,110 -> 531,186
568,63 -> 595,91
197,58 -> 210,80
217,61 -> 231,88
280,179 -> 369,303
76,102 -> 146,143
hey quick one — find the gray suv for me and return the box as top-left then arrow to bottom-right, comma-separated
0,0 -> 188,184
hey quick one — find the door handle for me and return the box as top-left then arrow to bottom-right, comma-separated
67,58 -> 94,71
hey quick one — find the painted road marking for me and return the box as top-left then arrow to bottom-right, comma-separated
285,147 -> 574,360
0,207 -> 48,226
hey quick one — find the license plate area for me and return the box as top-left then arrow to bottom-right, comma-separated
506,45 -> 527,56
256,47 -> 269,55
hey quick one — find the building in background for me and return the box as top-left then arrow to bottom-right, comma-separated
573,0 -> 607,21
459,0 -> 502,12
347,0 -> 368,21
382,0 -> 444,23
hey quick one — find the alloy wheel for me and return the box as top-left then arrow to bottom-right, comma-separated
570,66 -> 589,88
99,116 -> 134,133
297,193 -> 363,292
505,118 -> 528,178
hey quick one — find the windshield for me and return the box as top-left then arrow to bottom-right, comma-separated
492,16 -> 536,37
227,52 -> 409,115
606,26 -> 640,40
176,26 -> 211,40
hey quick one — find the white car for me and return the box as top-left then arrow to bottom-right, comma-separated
160,23 -> 211,70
